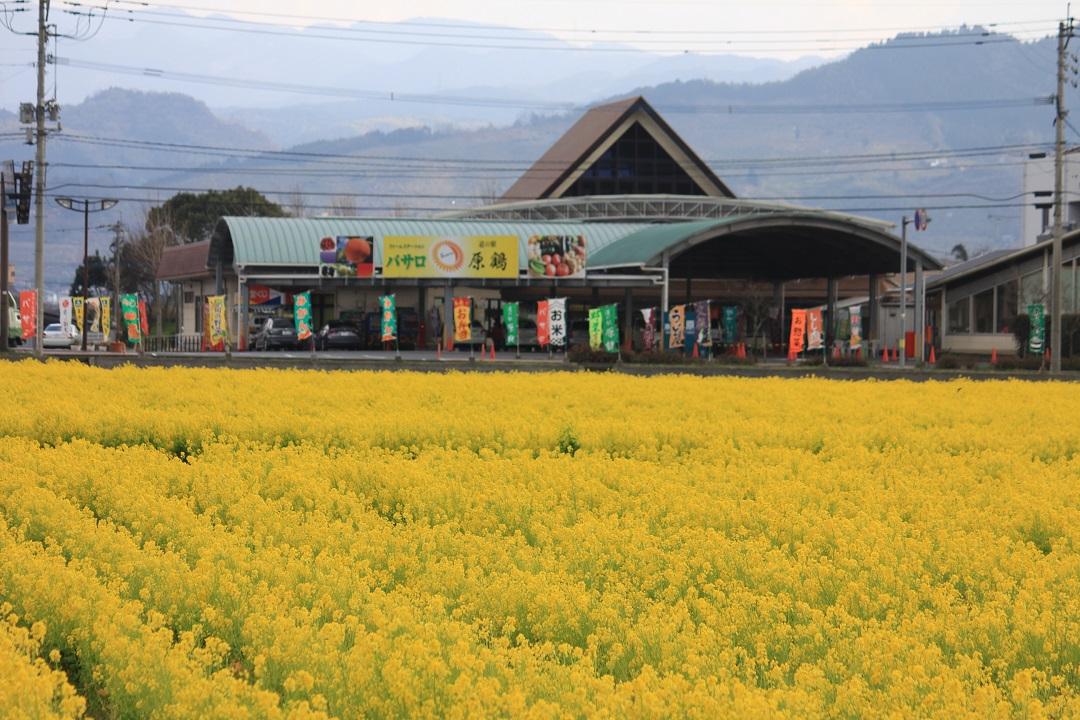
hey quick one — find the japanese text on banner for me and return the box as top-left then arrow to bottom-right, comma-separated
536,301 -> 550,347
806,309 -> 824,351
120,294 -> 141,344
849,306 -> 862,350
294,292 -> 313,341
548,298 -> 567,347
18,290 -> 35,340
789,308 -> 807,354
383,236 -> 518,278
668,305 -> 685,349
502,302 -> 519,346
640,308 -> 656,352
379,294 -> 397,342
453,297 -> 472,342
602,304 -> 619,353
588,308 -> 603,350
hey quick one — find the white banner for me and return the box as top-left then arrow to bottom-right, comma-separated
59,296 -> 72,329
548,298 -> 567,347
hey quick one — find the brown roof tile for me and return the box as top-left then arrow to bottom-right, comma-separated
156,240 -> 212,281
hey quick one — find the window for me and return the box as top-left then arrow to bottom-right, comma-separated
948,296 -> 970,333
183,291 -> 194,304
973,289 -> 994,333
996,279 -> 1018,333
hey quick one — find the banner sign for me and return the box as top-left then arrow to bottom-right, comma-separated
526,235 -> 587,278
383,236 -> 517,278
18,290 -> 35,340
789,309 -> 807,354
601,304 -> 619,353
138,299 -> 150,337
588,307 -> 603,350
207,295 -> 228,346
537,300 -> 550,347
85,297 -> 102,335
379,294 -> 397,342
248,284 -> 288,307
807,309 -> 824,351
294,291 -> 313,341
502,302 -> 519,346
453,297 -> 472,342
849,306 -> 862,350
549,298 -> 567,347
320,235 -> 374,279
72,296 -> 84,333
100,296 -> 112,339
723,305 -> 738,344
59,296 -> 72,330
694,301 -> 711,347
641,308 -> 656,352
1028,303 -> 1046,354
121,294 -> 141,344
668,305 -> 685,349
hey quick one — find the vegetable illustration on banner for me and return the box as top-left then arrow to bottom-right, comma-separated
536,300 -> 550,347
668,305 -> 685,349
526,235 -> 587,278
588,308 -> 603,350
1028,303 -> 1045,354
789,309 -> 807,354
548,298 -> 567,347
379,294 -> 397,342
18,290 -> 35,340
453,297 -> 472,342
502,302 -> 519,346
294,291 -> 313,341
601,304 -> 619,353
849,306 -> 862,350
72,296 -> 84,333
207,295 -> 228,346
806,309 -> 824,351
319,235 -> 374,278
640,308 -> 656,351
121,294 -> 141,344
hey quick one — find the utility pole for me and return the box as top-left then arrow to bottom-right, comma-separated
0,173 -> 8,353
32,0 -> 48,358
109,221 -> 124,339
899,216 -> 910,368
1052,18 -> 1075,374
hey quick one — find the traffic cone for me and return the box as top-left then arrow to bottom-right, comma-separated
882,346 -> 889,363
490,344 -> 496,361
737,342 -> 746,359
788,349 -> 796,363
991,348 -> 998,365
832,345 -> 841,360
691,342 -> 700,359
928,346 -> 936,365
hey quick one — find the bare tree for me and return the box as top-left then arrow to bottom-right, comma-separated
285,187 -> 308,219
737,280 -> 776,357
329,195 -> 358,217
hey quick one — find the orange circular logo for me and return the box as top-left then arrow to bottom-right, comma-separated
431,240 -> 464,273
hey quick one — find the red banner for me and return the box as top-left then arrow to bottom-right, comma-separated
789,309 -> 807,354
138,299 -> 150,337
806,309 -> 824,351
18,290 -> 35,340
452,297 -> 471,342
537,300 -> 550,347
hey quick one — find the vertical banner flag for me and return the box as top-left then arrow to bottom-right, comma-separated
453,297 -> 472,342
549,298 -> 567,347
85,297 -> 101,334
100,296 -> 112,339
684,306 -> 697,350
1028,303 -> 1046,354
379,294 -> 397,342
207,295 -> 229,346
640,308 -> 656,351
121,294 -> 141,344
588,307 -> 603,350
789,309 -> 807,354
59,296 -> 72,329
694,301 -> 711,347
668,304 -> 686,349
537,300 -> 550,347
294,291 -> 313,341
601,304 -> 619,353
806,309 -> 824,351
723,305 -> 738,344
18,290 -> 35,340
138,299 -> 150,337
849,305 -> 862,350
72,296 -> 84,333
502,302 -> 519,346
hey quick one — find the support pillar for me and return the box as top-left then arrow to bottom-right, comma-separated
826,277 -> 838,350
773,281 -> 785,348
661,251 -> 670,313
623,286 -> 633,351
868,273 -> 879,353
417,285 -> 427,349
444,281 -> 454,348
238,280 -> 249,352
215,259 -> 224,296
914,262 -> 925,363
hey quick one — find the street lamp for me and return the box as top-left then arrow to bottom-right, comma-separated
55,197 -> 118,351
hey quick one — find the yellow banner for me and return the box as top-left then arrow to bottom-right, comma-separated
208,295 -> 229,346
100,296 -> 111,338
383,236 -> 518,278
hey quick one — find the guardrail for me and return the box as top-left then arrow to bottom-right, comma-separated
142,334 -> 203,353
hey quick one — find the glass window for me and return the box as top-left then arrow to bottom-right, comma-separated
996,279 -> 1018,333
1021,271 -> 1044,311
973,289 -> 994,333
1064,262 -> 1076,313
948,296 -> 970,333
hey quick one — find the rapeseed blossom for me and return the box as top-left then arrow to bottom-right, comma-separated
0,360 -> 1078,717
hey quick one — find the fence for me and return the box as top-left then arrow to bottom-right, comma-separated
142,334 -> 203,353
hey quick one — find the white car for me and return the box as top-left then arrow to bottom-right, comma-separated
42,322 -> 79,349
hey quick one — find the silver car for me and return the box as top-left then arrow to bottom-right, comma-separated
42,322 -> 79,349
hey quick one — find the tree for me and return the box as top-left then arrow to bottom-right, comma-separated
951,244 -> 969,263
69,252 -> 111,297
146,187 -> 286,244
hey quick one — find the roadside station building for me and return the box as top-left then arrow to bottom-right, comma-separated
158,96 -> 941,353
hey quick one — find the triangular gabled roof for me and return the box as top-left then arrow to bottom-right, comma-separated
502,96 -> 735,202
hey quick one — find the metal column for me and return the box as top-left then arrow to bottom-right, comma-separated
661,251 -> 670,313
914,262 -> 925,363
826,277 -> 838,350
238,280 -> 249,351
773,281 -> 785,348
868,273 -> 878,355
623,286 -> 633,351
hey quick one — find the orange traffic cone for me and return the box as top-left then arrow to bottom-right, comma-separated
991,348 -> 998,365
928,346 -> 936,365
833,345 -> 841,360
737,342 -> 747,359
882,346 -> 889,363
691,342 -> 700,359
490,344 -> 496,361
788,349 -> 796,363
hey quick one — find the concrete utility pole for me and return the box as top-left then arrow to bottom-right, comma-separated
1052,18 -> 1074,373
899,216 -> 910,368
32,0 -> 48,357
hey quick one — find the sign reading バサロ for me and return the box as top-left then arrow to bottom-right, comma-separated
383,236 -> 517,278
319,236 -> 374,278
526,235 -> 587,278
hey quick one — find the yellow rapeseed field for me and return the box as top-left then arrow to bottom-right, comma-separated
1,360 -> 1079,718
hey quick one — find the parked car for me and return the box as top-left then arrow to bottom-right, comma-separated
362,307 -> 420,349
316,320 -> 363,351
42,322 -> 79,349
253,317 -> 299,351
515,317 -> 541,351
3,290 -> 19,347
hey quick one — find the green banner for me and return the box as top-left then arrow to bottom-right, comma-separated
723,306 -> 738,344
602,304 -> 619,353
120,294 -> 141,344
502,302 -> 519,346
294,291 -> 313,341
379,294 -> 397,342
1028,303 -> 1045,354
588,308 -> 603,350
